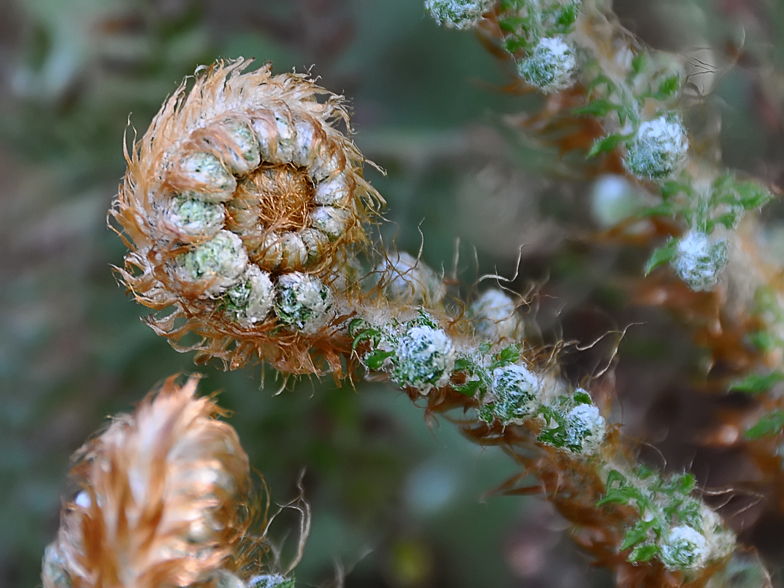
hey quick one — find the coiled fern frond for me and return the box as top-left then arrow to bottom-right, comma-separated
111,59 -> 383,375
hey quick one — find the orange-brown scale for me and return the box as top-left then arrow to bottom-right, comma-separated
236,165 -> 315,232
139,287 -> 355,378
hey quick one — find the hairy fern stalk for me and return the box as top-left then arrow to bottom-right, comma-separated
41,0 -> 784,587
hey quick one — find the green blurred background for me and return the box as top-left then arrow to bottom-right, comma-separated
2,0 -> 784,586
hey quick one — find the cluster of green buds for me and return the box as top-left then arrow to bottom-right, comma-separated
425,0 -> 582,92
351,297 -> 606,456
582,51 -> 688,175
500,0 -> 581,92
577,49 -> 769,293
176,231 -> 336,332
426,0 -> 773,302
598,467 -> 734,572
642,174 -> 772,291
454,338 -> 606,454
351,310 -> 457,394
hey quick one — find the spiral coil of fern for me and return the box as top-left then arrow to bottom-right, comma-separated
111,59 -> 383,375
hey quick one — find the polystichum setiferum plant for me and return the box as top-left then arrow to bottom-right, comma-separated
67,0 -> 784,583
103,54 -> 760,587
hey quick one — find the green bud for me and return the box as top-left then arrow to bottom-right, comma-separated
425,0 -> 494,30
275,272 -> 334,333
624,113 -> 689,181
672,231 -> 728,291
176,230 -> 248,295
518,37 -> 577,93
391,325 -> 456,393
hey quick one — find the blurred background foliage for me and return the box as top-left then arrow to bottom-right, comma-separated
2,0 -> 784,586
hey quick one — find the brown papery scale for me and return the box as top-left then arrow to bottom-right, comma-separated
111,59 -> 383,375
41,376 -> 252,588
